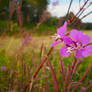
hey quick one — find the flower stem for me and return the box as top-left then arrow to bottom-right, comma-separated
70,57 -> 77,80
72,64 -> 92,92
64,64 -> 70,92
60,56 -> 65,85
69,0 -> 89,25
48,61 -> 59,92
21,47 -> 54,92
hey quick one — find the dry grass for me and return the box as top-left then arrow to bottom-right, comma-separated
0,31 -> 92,55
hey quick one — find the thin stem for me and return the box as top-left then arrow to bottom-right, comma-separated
69,0 -> 89,24
21,46 -> 54,92
70,57 -> 77,80
72,61 -> 83,75
65,64 -> 70,92
80,10 -> 92,20
71,2 -> 92,27
78,2 -> 92,18
75,10 -> 92,29
75,0 -> 89,17
83,42 -> 92,47
60,56 -> 65,84
74,2 -> 92,28
48,61 -> 59,92
66,64 -> 70,82
72,64 -> 92,92
66,0 -> 73,20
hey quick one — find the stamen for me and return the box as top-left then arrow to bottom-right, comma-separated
56,35 -> 61,39
67,47 -> 72,53
76,43 -> 83,49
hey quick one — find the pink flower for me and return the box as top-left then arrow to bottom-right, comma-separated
60,30 -> 92,58
52,0 -> 59,6
51,21 -> 68,47
1,66 -> 6,71
51,21 -> 92,58
22,36 -> 32,46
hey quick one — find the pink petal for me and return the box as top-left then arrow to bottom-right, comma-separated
70,30 -> 83,42
70,30 -> 91,44
57,21 -> 67,37
70,29 -> 79,41
63,36 -> 73,45
79,34 -> 90,44
75,46 -> 92,58
60,47 -> 71,57
82,46 -> 92,57
75,49 -> 84,58
51,41 -> 62,47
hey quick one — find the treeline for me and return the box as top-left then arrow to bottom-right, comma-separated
82,23 -> 92,30
0,0 -> 48,24
44,12 -> 92,30
0,0 -> 92,32
0,0 -> 48,34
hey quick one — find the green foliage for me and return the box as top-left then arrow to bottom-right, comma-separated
0,0 -> 9,11
8,21 -> 20,35
0,48 -> 92,91
36,24 -> 57,35
44,17 -> 59,26
0,0 -> 9,20
22,0 -> 48,24
0,20 -> 7,35
0,0 -> 48,24
0,50 -> 7,73
0,50 -> 6,65
0,20 -> 20,36
82,23 -> 92,30
24,23 -> 57,36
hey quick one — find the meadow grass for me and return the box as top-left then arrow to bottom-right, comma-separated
0,30 -> 92,91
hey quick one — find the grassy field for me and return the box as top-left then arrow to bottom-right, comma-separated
0,30 -> 92,53
0,30 -> 92,92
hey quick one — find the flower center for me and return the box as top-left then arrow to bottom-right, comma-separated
67,47 -> 72,53
66,42 -> 83,53
56,35 -> 61,39
75,43 -> 83,50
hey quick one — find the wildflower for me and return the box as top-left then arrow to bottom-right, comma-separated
60,30 -> 92,58
51,21 -> 68,47
1,66 -> 6,71
52,0 -> 59,6
22,36 -> 32,46
57,21 -> 67,38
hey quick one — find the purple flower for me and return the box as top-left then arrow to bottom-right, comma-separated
51,21 -> 68,47
52,0 -> 59,6
60,30 -> 92,58
1,66 -> 6,71
57,21 -> 67,38
22,36 -> 32,46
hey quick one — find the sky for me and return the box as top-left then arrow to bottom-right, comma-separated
47,0 -> 92,23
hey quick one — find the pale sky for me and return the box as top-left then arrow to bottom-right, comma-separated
47,0 -> 92,23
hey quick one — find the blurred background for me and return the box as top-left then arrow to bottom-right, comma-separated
0,0 -> 92,35
0,0 -> 92,92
